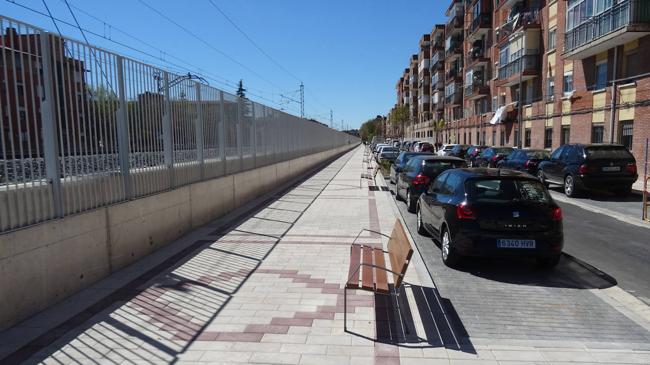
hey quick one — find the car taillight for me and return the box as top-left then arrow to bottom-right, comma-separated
492,155 -> 498,162
456,203 -> 476,220
551,207 -> 562,221
578,164 -> 588,174
524,160 -> 536,168
626,162 -> 637,174
413,173 -> 430,186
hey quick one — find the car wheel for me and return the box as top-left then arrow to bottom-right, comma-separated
406,190 -> 416,213
537,170 -> 549,188
537,255 -> 561,269
441,228 -> 461,267
564,175 -> 578,197
416,205 -> 428,236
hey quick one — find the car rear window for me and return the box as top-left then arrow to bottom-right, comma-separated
494,148 -> 513,154
585,146 -> 634,159
422,160 -> 464,176
526,150 -> 550,159
382,147 -> 398,152
443,146 -> 454,150
467,178 -> 551,204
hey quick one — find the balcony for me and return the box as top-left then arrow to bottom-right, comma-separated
445,13 -> 463,35
495,9 -> 541,45
430,51 -> 444,70
466,43 -> 489,68
467,13 -> 491,40
564,0 -> 650,59
445,37 -> 463,58
431,72 -> 445,90
445,68 -> 462,82
496,53 -> 540,86
444,84 -> 462,105
464,82 -> 490,100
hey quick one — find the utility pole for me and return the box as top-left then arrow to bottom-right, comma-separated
300,82 -> 304,118
330,109 -> 333,129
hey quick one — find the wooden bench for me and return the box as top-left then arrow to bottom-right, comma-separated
344,219 -> 414,331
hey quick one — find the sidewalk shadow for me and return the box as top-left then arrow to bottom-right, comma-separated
349,284 -> 474,353
549,186 -> 643,203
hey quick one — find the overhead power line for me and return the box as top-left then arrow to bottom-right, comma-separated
205,0 -> 302,83
136,0 -> 291,94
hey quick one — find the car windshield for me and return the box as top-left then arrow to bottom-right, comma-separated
467,178 -> 551,204
526,150 -> 550,159
494,148 -> 513,154
585,146 -> 634,159
382,147 -> 398,153
422,160 -> 464,176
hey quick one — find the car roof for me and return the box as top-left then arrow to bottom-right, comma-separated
448,168 -> 537,179
411,155 -> 465,162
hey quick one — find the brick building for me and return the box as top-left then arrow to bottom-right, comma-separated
393,0 -> 650,181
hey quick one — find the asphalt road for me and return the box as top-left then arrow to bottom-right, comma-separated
383,176 -> 650,345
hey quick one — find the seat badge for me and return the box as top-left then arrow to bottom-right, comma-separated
513,211 -> 520,218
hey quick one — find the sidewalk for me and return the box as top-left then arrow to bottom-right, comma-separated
2,146 -> 650,364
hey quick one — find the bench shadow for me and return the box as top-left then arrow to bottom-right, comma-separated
347,284 -> 475,354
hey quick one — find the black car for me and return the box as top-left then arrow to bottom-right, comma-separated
475,147 -> 514,168
497,149 -> 550,175
448,144 -> 470,158
465,145 -> 487,167
396,156 -> 466,213
538,144 -> 638,197
416,168 -> 563,268
389,152 -> 433,184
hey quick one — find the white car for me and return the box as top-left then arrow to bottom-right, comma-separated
436,144 -> 458,156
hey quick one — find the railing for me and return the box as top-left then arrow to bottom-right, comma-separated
0,16 -> 355,233
445,38 -> 463,57
445,14 -> 463,34
464,82 -> 488,97
469,13 -> 491,36
565,0 -> 650,53
496,9 -> 541,44
430,51 -> 444,69
446,68 -> 460,81
498,54 -> 540,80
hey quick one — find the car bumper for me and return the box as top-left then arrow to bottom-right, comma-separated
451,225 -> 563,258
577,175 -> 638,190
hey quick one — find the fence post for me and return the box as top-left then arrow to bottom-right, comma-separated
219,91 -> 226,176
115,56 -> 132,200
162,72 -> 174,188
195,84 -> 205,180
39,34 -> 64,217
237,97 -> 243,171
251,102 -> 257,168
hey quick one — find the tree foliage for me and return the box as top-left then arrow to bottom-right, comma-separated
359,116 -> 384,142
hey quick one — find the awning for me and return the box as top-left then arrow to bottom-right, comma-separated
489,106 -> 506,125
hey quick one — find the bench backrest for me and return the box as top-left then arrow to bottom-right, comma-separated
386,219 -> 413,288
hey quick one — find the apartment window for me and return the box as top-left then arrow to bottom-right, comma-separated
544,128 -> 553,148
500,130 -> 505,146
547,78 -> 555,101
492,131 -> 496,146
561,126 -> 570,145
567,0 -> 613,30
563,74 -> 574,95
619,121 -> 633,150
591,124 -> 604,143
524,129 -> 531,147
499,46 -> 509,66
548,28 -> 557,51
514,129 -> 520,147
476,132 -> 479,145
482,131 -> 486,145
595,61 -> 607,90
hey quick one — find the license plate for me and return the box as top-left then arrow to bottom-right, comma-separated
602,166 -> 620,172
497,239 -> 536,249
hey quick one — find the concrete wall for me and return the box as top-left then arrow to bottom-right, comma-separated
0,144 -> 356,331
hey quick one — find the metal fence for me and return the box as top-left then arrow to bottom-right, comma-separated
0,15 -> 357,232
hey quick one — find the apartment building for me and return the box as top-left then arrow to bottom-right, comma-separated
393,0 -> 650,175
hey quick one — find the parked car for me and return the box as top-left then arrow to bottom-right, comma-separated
419,142 -> 434,153
396,156 -> 466,213
389,152 -> 433,184
373,144 -> 390,158
448,144 -> 470,158
378,146 -> 400,163
436,144 -> 458,156
412,141 -> 426,152
465,145 -> 488,167
497,149 -> 550,175
475,147 -> 514,167
537,144 -> 638,197
416,168 -> 563,268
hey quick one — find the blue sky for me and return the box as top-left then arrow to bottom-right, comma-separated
4,0 -> 445,129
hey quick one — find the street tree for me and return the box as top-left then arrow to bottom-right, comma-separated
389,105 -> 409,139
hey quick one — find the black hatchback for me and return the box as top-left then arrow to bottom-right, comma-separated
416,168 -> 563,268
538,144 -> 638,197
389,152 -> 433,184
396,156 -> 466,213
475,147 -> 514,167
497,149 -> 550,175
